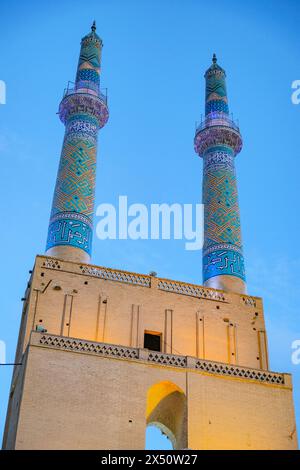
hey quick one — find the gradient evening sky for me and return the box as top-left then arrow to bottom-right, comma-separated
0,0 -> 300,449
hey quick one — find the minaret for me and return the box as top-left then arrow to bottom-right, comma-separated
46,22 -> 109,263
194,54 -> 245,294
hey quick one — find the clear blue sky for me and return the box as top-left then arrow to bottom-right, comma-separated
0,0 -> 299,449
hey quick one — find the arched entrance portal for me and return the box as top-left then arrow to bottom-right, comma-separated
145,381 -> 187,450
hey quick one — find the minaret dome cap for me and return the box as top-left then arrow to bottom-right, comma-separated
81,20 -> 102,45
205,53 -> 226,78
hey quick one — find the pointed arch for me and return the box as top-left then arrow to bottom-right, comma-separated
146,381 -> 187,449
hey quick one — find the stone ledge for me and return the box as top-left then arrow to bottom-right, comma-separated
37,255 -> 260,306
30,331 -> 287,387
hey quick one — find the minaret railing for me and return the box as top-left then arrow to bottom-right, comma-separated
62,81 -> 108,103
195,112 -> 240,133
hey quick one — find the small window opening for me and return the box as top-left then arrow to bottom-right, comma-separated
144,332 -> 161,352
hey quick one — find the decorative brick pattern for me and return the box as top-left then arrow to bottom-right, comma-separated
39,256 -> 258,309
242,296 -> 257,307
158,279 -> 226,302
34,333 -> 285,386
79,265 -> 151,287
195,359 -> 284,384
39,335 -> 138,359
42,259 -> 62,270
148,351 -> 187,367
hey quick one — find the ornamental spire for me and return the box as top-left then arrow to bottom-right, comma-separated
75,21 -> 103,95
194,57 -> 245,294
45,25 -> 109,263
204,54 -> 228,115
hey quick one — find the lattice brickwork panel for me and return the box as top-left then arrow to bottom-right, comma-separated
148,351 -> 187,367
158,279 -> 226,302
195,359 -> 284,384
39,335 -> 138,359
79,265 -> 151,287
34,334 -> 285,386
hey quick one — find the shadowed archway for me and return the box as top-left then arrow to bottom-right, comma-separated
145,381 -> 187,449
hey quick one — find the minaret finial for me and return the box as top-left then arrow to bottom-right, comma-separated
91,20 -> 96,32
212,53 -> 217,64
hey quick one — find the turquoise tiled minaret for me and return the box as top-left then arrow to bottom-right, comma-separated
46,22 -> 109,263
194,55 -> 246,294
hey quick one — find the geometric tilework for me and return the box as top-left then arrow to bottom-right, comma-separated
194,125 -> 242,157
46,24 -> 108,257
202,147 -> 245,282
197,56 -> 245,283
59,93 -> 109,129
205,59 -> 228,117
76,28 -> 101,94
203,147 -> 235,173
203,248 -> 245,282
46,213 -> 92,254
51,131 -> 96,219
66,115 -> 98,141
206,99 -> 229,115
203,149 -> 242,250
76,68 -> 100,84
205,75 -> 227,101
78,37 -> 101,70
76,66 -> 100,94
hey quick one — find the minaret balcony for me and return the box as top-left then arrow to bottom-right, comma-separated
58,83 -> 109,129
194,112 -> 242,157
62,81 -> 108,104
195,111 -> 239,134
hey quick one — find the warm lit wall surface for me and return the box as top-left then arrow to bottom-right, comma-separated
3,333 -> 297,450
2,255 -> 297,449
15,256 -> 268,369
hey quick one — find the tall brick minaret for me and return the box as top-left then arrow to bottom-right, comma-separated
46,22 -> 109,263
194,54 -> 245,294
